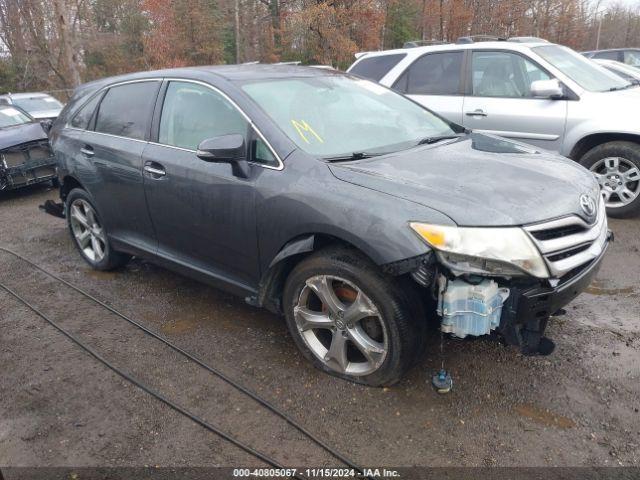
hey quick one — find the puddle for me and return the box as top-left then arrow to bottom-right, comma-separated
586,280 -> 635,296
514,404 -> 575,429
161,318 -> 200,334
84,269 -> 118,280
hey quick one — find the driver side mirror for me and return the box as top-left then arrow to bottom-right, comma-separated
196,134 -> 250,178
531,79 -> 564,99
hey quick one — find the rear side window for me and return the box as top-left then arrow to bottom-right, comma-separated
349,54 -> 406,81
158,81 -> 248,151
94,82 -> 159,140
405,52 -> 463,95
593,51 -> 620,61
70,93 -> 101,129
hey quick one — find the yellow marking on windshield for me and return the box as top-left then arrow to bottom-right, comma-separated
291,120 -> 324,144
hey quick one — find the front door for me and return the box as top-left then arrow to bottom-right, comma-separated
462,50 -> 567,152
142,80 -> 260,290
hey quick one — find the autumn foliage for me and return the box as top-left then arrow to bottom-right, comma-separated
1,0 -> 639,95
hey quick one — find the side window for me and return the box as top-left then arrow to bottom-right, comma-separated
594,51 -> 620,61
405,52 -> 463,96
349,54 -> 407,82
624,50 -> 640,67
70,93 -> 101,129
472,51 -> 551,98
159,81 -> 248,151
253,138 -> 278,166
94,82 -> 159,140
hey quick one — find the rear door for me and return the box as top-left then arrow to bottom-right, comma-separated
393,51 -> 465,124
462,50 -> 568,152
81,80 -> 160,252
141,80 -> 263,291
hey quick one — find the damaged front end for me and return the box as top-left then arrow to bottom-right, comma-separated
0,139 -> 57,191
407,199 -> 611,356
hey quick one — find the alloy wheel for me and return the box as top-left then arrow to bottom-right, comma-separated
294,275 -> 388,376
590,157 -> 640,209
69,199 -> 107,263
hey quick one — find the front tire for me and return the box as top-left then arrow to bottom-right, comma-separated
66,188 -> 130,270
282,247 -> 426,387
580,141 -> 640,218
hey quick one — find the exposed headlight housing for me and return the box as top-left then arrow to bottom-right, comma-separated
409,223 -> 549,278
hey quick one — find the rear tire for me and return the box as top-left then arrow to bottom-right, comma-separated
579,141 -> 640,218
282,246 -> 426,387
65,188 -> 130,270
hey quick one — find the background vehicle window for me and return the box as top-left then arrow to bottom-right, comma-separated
406,52 -> 463,95
602,65 -> 634,82
594,51 -> 621,61
534,45 -> 628,92
70,94 -> 101,129
159,81 -> 248,151
472,51 -> 551,98
94,82 -> 158,140
624,50 -> 640,67
349,54 -> 406,81
0,106 -> 31,127
12,96 -> 63,112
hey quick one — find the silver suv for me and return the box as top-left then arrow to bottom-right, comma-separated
348,38 -> 640,217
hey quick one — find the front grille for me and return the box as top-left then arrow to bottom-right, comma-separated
524,197 -> 608,278
528,224 -> 585,241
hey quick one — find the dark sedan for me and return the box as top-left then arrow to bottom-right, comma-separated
0,105 -> 56,191
50,66 -> 609,386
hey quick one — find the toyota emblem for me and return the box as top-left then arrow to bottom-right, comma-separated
579,194 -> 596,217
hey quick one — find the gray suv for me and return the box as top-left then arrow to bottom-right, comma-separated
349,38 -> 640,217
50,66 -> 610,386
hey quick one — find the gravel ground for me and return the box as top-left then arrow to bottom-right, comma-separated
0,184 -> 638,471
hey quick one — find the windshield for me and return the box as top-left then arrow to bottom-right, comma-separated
0,106 -> 32,127
13,96 -> 63,112
241,75 -> 457,158
534,45 -> 631,92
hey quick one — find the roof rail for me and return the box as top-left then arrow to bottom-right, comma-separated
508,36 -> 549,43
456,35 -> 506,44
403,39 -> 446,48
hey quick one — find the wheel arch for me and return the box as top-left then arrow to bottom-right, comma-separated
254,232 -> 394,315
569,133 -> 640,161
59,174 -> 86,201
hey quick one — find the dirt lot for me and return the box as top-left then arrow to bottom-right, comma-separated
1,184 -> 639,472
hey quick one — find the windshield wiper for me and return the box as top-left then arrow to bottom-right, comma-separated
324,152 -> 380,162
416,133 -> 465,145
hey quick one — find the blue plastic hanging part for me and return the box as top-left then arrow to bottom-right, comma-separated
431,369 -> 453,394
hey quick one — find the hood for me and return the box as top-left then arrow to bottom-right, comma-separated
28,109 -> 61,120
0,122 -> 48,151
329,133 -> 600,226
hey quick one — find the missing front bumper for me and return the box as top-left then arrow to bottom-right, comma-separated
432,237 -> 610,355
498,238 -> 609,354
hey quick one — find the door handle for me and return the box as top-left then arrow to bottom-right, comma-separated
465,109 -> 488,117
80,145 -> 94,157
144,162 -> 166,178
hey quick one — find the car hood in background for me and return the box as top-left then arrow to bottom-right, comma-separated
0,122 -> 48,150
28,109 -> 62,120
329,133 -> 600,227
